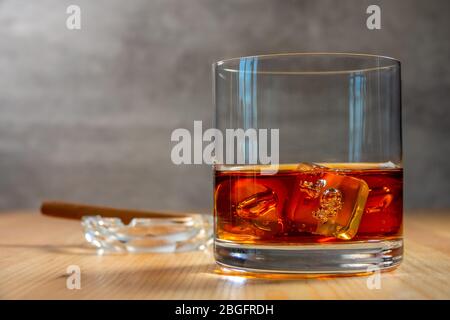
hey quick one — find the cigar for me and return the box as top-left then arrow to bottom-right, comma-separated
41,201 -> 187,224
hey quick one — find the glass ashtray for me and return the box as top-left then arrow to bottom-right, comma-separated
82,214 -> 213,253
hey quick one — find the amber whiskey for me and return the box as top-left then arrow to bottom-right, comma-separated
214,163 -> 402,244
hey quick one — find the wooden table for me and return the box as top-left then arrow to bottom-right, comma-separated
0,211 -> 449,299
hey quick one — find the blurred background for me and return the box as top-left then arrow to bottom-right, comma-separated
0,0 -> 449,212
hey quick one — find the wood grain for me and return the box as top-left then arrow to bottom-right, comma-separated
0,211 -> 449,299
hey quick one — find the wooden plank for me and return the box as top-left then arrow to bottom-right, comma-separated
0,211 -> 449,299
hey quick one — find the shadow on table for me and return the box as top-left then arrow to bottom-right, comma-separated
0,243 -> 97,255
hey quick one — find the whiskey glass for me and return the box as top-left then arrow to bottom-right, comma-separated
213,53 -> 402,274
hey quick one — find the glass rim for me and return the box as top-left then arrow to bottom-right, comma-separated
214,52 -> 400,75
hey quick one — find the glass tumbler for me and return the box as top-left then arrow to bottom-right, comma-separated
212,53 -> 402,274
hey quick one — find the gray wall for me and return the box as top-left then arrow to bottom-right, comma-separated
0,0 -> 449,211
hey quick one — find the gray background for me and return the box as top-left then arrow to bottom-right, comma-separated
0,0 -> 449,212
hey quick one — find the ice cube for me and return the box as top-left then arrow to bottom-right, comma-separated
365,186 -> 393,214
232,180 -> 283,234
214,176 -> 285,239
235,187 -> 278,219
287,164 -> 369,240
312,187 -> 343,223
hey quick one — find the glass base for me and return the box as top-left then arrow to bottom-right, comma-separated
214,239 -> 403,275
